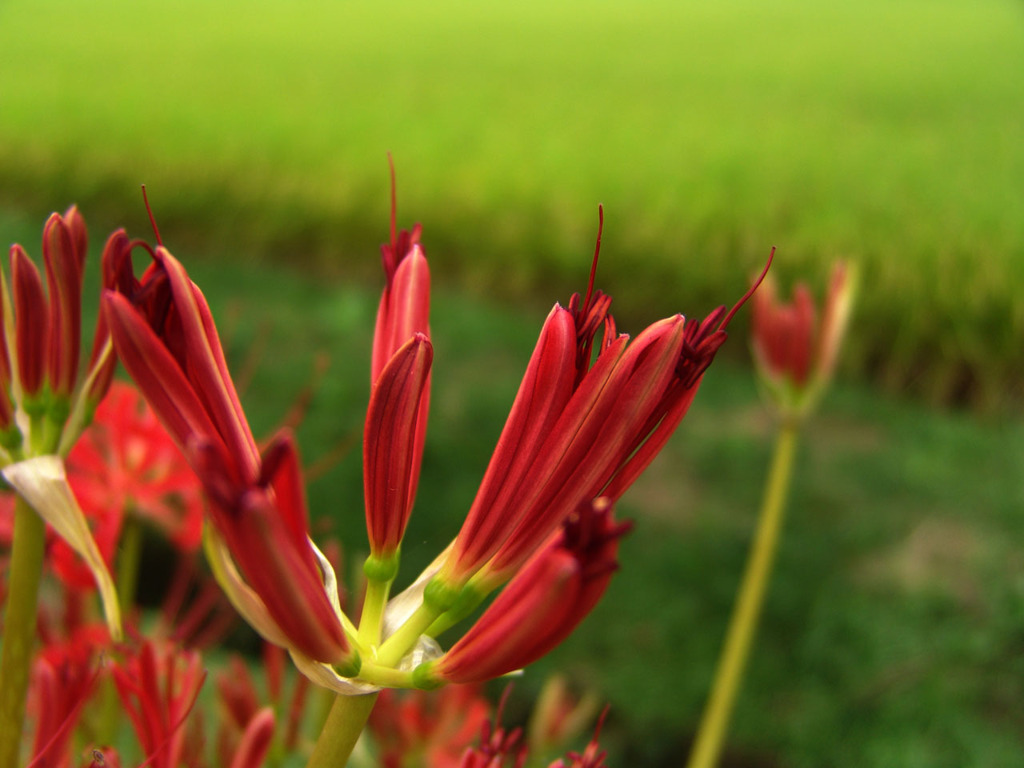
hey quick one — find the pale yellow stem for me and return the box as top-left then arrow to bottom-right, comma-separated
686,422 -> 799,768
306,692 -> 379,768
0,496 -> 46,768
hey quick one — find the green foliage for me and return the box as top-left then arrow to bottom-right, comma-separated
1,0 -> 1023,405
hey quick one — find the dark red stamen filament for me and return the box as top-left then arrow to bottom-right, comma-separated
719,246 -> 775,331
141,185 -> 163,247
582,204 -> 604,319
388,152 -> 397,250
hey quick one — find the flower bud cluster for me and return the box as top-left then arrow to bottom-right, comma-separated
95,190 -> 765,696
1,207 -> 120,459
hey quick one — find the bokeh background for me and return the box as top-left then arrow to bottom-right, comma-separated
3,0 -> 1024,765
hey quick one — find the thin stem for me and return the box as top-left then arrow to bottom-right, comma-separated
357,576 -> 390,649
686,421 -> 799,768
117,513 -> 143,615
89,514 -> 144,744
375,601 -> 440,668
0,496 -> 47,768
356,661 -> 414,689
306,692 -> 379,768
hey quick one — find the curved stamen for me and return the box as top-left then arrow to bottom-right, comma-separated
718,246 -> 775,331
388,152 -> 397,251
582,204 -> 604,319
141,185 -> 163,248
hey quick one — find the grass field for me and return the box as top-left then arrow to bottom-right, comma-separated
3,206 -> 1024,766
2,0 -> 1023,405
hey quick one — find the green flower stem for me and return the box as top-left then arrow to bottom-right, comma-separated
28,412 -> 48,455
86,514 -> 144,745
425,580 -> 488,638
375,601 -> 440,668
357,576 -> 391,649
686,421 -> 799,768
306,692 -> 379,768
357,661 -> 414,688
0,496 -> 47,768
117,513 -> 143,614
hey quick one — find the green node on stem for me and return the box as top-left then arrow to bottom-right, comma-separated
423,575 -> 461,613
47,395 -> 71,428
426,582 -> 485,637
363,550 -> 400,582
335,648 -> 362,679
411,661 -> 442,690
21,391 -> 48,420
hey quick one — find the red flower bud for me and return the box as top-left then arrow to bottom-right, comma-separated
10,245 -> 48,400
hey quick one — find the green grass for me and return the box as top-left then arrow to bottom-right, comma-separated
5,204 -> 1022,766
2,0 -> 1023,405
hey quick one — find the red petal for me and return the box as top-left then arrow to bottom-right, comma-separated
228,708 -> 276,768
260,430 -> 317,573
364,333 -> 433,555
447,306 -> 577,581
436,551 -> 581,684
10,245 -> 48,396
486,317 -> 683,578
372,245 -> 431,383
103,292 -> 224,458
222,492 -> 349,664
43,212 -> 84,396
158,248 -> 260,482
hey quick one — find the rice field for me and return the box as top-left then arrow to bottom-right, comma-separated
2,0 -> 1023,405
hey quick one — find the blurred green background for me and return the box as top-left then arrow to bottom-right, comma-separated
2,0 -> 1024,765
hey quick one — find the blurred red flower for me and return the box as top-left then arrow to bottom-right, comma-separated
0,381 -> 205,592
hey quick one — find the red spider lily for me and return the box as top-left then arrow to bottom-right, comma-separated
215,658 -> 279,768
0,479 -> 121,636
369,684 -> 491,768
215,644 -> 309,764
217,655 -> 262,737
103,243 -> 354,669
10,241 -> 51,403
459,693 -> 609,768
435,233 -> 772,594
546,710 -> 609,768
364,332 -> 432,560
1,210 -> 138,640
27,632 -> 104,768
65,380 -> 204,553
365,164 -> 432,560
111,640 -> 206,768
99,190 -> 768,699
43,207 -> 88,401
2,207 -> 120,449
456,691 -> 527,768
225,708 -> 275,768
751,261 -> 855,419
417,499 -> 630,686
49,504 -> 121,593
1,381 -> 203,594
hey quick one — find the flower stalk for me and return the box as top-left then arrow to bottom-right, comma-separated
0,496 -> 48,768
116,512 -> 144,613
687,259 -> 853,767
685,419 -> 798,768
305,692 -> 379,768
